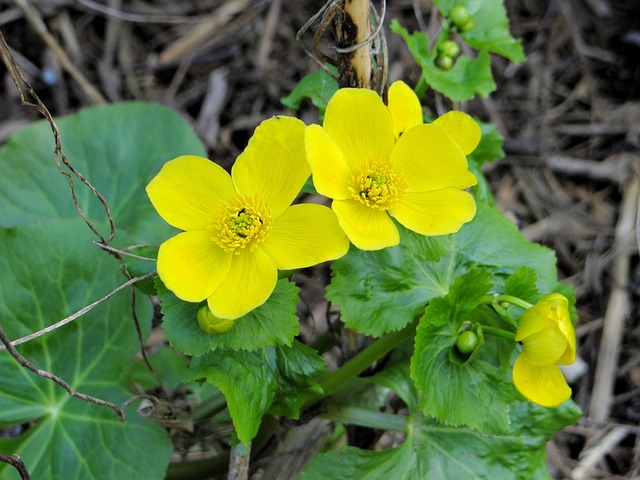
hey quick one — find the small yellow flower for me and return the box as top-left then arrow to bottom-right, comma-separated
513,293 -> 577,407
147,116 -> 349,320
305,80 -> 480,250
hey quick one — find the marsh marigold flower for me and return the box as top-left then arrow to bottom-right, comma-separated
147,116 -> 349,320
513,293 -> 577,407
305,80 -> 480,250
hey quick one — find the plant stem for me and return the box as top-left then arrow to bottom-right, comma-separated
304,319 -> 418,409
321,404 -> 408,432
480,294 -> 533,310
414,77 -> 428,99
482,326 -> 516,341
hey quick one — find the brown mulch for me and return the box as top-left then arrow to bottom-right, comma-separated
1,0 -> 639,478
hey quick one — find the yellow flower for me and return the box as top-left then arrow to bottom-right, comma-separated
146,116 -> 349,320
513,293 -> 577,407
305,80 -> 480,250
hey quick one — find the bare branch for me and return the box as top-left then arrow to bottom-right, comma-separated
0,454 -> 31,480
0,30 -> 115,244
0,326 -> 125,421
0,273 -> 156,352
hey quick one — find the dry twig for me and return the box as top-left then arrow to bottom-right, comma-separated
0,325 -> 125,420
0,454 -> 30,480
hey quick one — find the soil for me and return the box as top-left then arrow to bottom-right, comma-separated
1,0 -> 639,478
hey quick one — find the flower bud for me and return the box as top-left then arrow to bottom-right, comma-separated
456,329 -> 479,356
438,40 -> 461,58
197,306 -> 235,334
435,55 -> 454,70
459,17 -> 475,32
449,5 -> 471,29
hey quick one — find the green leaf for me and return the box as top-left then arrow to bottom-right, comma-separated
328,203 -> 558,336
434,0 -> 526,63
187,348 -> 279,446
504,267 -> 540,305
269,341 -> 326,418
0,220 -> 171,479
157,278 -> 300,355
281,67 -> 339,118
391,20 -> 496,101
0,102 -> 206,243
411,269 -> 516,434
468,121 -> 505,168
300,403 -> 580,480
188,340 -> 325,444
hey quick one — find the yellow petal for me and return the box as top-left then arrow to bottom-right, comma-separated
389,189 -> 476,236
387,80 -> 423,138
520,324 -> 568,366
513,354 -> 572,408
323,88 -> 395,166
390,124 -> 470,192
452,171 -> 478,189
305,125 -> 352,200
157,230 -> 232,302
431,111 -> 482,155
232,116 -> 310,218
206,247 -> 277,320
261,204 -> 349,269
146,155 -> 236,231
332,199 -> 399,250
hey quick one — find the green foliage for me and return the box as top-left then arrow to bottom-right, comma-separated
328,203 -> 559,337
411,269 -> 516,434
505,267 -> 540,305
281,66 -> 339,118
0,102 -> 206,243
392,20 -> 496,101
157,278 -> 301,355
0,220 -> 172,479
434,0 -> 526,63
300,401 -> 580,480
186,340 -> 325,445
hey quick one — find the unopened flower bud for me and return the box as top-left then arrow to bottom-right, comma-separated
197,306 -> 235,334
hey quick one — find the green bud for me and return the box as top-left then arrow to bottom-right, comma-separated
460,17 -> 475,32
456,330 -> 479,356
435,55 -> 454,70
438,40 -> 460,58
449,5 -> 471,28
197,306 -> 235,334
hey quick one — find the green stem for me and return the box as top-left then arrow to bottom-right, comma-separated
482,326 -> 516,341
321,404 -> 408,432
414,77 -> 428,99
303,319 -> 418,409
480,294 -> 533,310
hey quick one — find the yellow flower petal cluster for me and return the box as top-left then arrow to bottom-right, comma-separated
147,116 -> 349,321
513,293 -> 577,407
305,80 -> 480,250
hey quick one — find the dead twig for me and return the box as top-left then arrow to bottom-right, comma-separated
12,0 -> 106,104
589,175 -> 640,422
0,454 -> 31,480
0,325 -> 125,421
0,272 -> 156,352
0,31 -> 115,244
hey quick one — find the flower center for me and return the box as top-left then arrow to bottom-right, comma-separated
213,195 -> 272,254
350,158 -> 408,210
